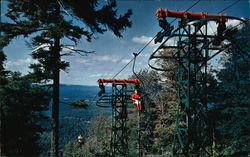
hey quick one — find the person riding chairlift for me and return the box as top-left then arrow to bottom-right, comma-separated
131,89 -> 143,111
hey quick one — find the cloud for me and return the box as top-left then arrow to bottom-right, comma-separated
226,19 -> 243,29
206,19 -> 244,36
120,40 -> 127,44
74,58 -> 94,66
89,74 -> 102,78
132,35 -> 153,45
121,59 -> 131,64
129,53 -> 151,58
4,58 -> 38,74
92,55 -> 120,63
89,73 -> 113,78
5,58 -> 38,67
164,38 -> 176,46
206,19 -> 243,35
75,58 -> 89,63
75,55 -> 122,66
206,21 -> 217,35
138,53 -> 151,57
132,35 -> 160,47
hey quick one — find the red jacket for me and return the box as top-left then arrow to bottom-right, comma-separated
131,93 -> 142,111
131,93 -> 141,100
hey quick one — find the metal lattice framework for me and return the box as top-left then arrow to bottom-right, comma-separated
173,20 -> 212,156
149,9 -> 245,156
96,79 -> 141,157
111,83 -> 128,156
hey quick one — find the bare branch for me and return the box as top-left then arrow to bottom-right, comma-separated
60,52 -> 74,56
61,45 -> 95,56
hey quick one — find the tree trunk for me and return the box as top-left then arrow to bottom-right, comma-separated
51,2 -> 60,157
51,36 -> 60,157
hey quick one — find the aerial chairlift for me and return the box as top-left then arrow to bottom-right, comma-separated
131,87 -> 144,157
96,81 -> 112,107
131,52 -> 145,112
96,79 -> 142,157
97,79 -> 143,110
149,8 -> 246,156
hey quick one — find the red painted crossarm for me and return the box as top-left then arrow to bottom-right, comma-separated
156,8 -> 228,22
98,79 -> 141,84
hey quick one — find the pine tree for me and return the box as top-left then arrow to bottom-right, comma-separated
63,113 -> 111,157
1,1 -> 132,156
0,71 -> 50,156
128,69 -> 160,156
151,49 -> 179,155
150,48 -> 218,155
211,22 -> 250,155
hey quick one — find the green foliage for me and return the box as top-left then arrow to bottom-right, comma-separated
0,52 -> 8,86
64,141 -> 88,157
62,23 -> 250,156
129,69 -> 160,155
63,113 -> 111,157
1,1 -> 132,156
0,72 -> 50,156
70,99 -> 88,108
213,106 -> 250,155
150,49 -> 178,154
1,0 -> 132,50
210,22 -> 250,155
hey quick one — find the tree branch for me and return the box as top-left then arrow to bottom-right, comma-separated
61,45 -> 95,56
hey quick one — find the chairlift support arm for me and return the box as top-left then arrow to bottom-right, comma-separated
156,8 -> 228,22
98,79 -> 141,84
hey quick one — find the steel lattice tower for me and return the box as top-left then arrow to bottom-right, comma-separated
173,20 -> 212,156
110,83 -> 129,157
152,20 -> 217,155
97,79 -> 141,157
149,9 -> 245,156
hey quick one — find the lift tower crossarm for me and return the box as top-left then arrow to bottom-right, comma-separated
156,8 -> 228,22
98,79 -> 141,84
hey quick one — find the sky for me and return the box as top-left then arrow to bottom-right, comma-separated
2,0 -> 249,85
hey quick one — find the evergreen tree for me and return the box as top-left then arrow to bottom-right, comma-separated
63,113 -> 111,157
150,48 -> 218,155
151,49 -> 178,155
1,1 -> 132,156
211,22 -> 250,155
128,69 -> 160,156
0,71 -> 50,156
